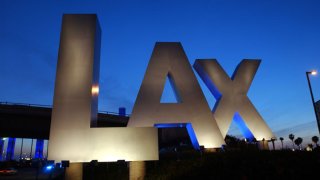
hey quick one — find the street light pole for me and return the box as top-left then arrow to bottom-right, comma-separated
306,71 -> 320,135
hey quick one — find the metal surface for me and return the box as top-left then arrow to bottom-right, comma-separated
48,14 -> 158,163
194,59 -> 274,140
128,42 -> 225,148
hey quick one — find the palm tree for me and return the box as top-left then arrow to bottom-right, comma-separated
270,138 -> 276,150
279,137 -> 284,150
294,137 -> 303,150
289,134 -> 295,149
312,136 -> 319,147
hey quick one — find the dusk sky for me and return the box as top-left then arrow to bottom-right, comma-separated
1,0 -> 320,148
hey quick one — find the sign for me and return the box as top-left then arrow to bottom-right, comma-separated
48,14 -> 274,163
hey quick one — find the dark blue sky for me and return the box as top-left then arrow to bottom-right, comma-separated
1,0 -> 320,145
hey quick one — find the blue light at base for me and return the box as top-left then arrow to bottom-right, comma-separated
155,123 -> 185,128
0,138 -> 4,161
233,112 -> 255,141
46,165 -> 54,171
45,160 -> 55,172
185,124 -> 200,150
154,123 -> 200,150
35,139 -> 44,159
6,138 -> 16,161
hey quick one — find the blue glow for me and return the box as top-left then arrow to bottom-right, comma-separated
155,123 -> 185,128
35,139 -> 44,159
0,139 -> 4,161
6,138 -> 16,161
154,123 -> 200,150
46,165 -> 54,171
233,112 -> 255,141
185,124 -> 200,150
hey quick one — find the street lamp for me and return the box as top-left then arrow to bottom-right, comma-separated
306,70 -> 320,135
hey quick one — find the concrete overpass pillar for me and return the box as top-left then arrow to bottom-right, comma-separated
130,161 -> 146,180
65,163 -> 83,180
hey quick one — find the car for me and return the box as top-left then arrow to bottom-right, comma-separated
0,168 -> 18,175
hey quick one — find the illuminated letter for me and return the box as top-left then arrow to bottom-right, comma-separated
48,14 -> 158,163
128,43 -> 225,148
194,59 -> 274,140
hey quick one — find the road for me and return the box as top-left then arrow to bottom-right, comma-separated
0,167 -> 64,180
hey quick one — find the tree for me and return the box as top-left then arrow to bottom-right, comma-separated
294,137 -> 303,150
312,136 -> 319,147
270,138 -> 276,150
289,134 -> 295,149
279,137 -> 284,150
224,135 -> 240,151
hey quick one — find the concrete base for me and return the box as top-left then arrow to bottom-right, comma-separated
204,148 -> 217,153
65,163 -> 83,180
258,140 -> 269,150
129,161 -> 145,180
